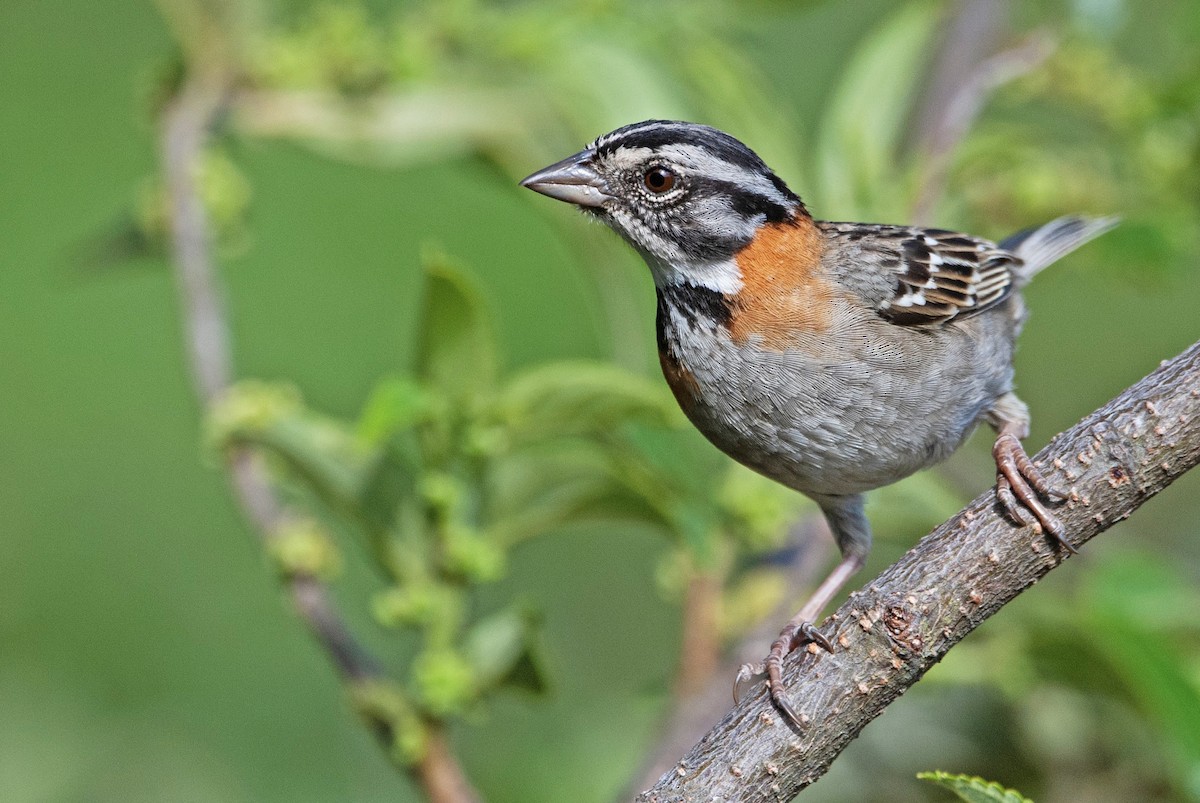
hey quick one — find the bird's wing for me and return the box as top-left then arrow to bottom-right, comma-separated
827,223 -> 1020,327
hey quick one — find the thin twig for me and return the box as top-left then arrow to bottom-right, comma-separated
159,56 -> 481,803
637,339 -> 1200,801
674,567 -> 724,698
162,69 -> 235,406
417,728 -> 484,803
161,60 -> 384,688
908,0 -> 1006,162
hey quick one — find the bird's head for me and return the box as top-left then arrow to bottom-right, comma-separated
521,120 -> 807,293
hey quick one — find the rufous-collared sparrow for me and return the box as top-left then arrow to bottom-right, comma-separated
521,120 -> 1115,726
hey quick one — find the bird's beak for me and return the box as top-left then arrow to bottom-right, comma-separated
520,149 -> 613,208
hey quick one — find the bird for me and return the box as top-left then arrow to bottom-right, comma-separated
520,119 -> 1116,726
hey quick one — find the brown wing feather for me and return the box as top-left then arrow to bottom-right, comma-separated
833,225 -> 1020,326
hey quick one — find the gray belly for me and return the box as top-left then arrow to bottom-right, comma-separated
662,302 -> 1017,497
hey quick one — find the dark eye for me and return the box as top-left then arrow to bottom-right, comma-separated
643,166 -> 677,194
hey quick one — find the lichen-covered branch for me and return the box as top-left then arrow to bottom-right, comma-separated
637,339 -> 1200,802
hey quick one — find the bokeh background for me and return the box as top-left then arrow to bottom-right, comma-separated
3,0 -> 1199,801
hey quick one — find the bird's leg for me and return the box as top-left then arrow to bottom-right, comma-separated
987,392 -> 1074,552
736,494 -> 869,727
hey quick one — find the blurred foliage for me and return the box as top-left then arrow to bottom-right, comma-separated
207,252 -> 805,763
924,551 -> 1200,801
76,144 -> 254,271
239,0 -> 804,174
4,0 -> 1199,801
957,35 -> 1200,279
209,255 -> 658,751
813,0 -> 944,219
171,0 -> 814,368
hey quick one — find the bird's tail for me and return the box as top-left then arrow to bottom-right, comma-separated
1002,215 -> 1119,285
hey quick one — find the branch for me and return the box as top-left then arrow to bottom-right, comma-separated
229,88 -> 526,158
160,57 -> 386,692
637,340 -> 1200,801
159,53 -> 481,803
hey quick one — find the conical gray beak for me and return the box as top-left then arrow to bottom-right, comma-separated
520,150 -> 612,208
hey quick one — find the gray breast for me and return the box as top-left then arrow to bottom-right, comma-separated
657,296 -> 1018,497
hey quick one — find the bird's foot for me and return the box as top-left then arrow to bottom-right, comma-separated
734,620 -> 833,728
993,432 -> 1075,553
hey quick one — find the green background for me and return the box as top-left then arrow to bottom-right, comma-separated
2,1 -> 1198,801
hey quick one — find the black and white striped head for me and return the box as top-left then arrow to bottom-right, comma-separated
521,120 -> 805,292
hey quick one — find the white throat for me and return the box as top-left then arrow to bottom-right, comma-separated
640,250 -> 744,295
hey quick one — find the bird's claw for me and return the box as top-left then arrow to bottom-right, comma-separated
993,433 -> 1076,554
733,661 -> 765,705
795,621 -> 835,653
733,620 -> 833,728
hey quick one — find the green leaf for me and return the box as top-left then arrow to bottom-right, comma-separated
620,421 -> 727,503
414,250 -> 498,408
357,376 -> 431,444
212,381 -> 428,580
268,518 -> 342,579
209,382 -> 368,511
463,607 -> 550,696
348,679 -> 427,765
485,444 -> 669,545
372,582 -> 463,630
917,771 -> 1033,803
411,648 -> 477,717
441,523 -> 506,583
493,360 -> 681,446
815,2 -> 941,219
258,414 -> 368,507
356,440 -> 421,537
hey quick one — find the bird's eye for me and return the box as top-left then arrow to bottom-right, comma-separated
643,167 -> 677,194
